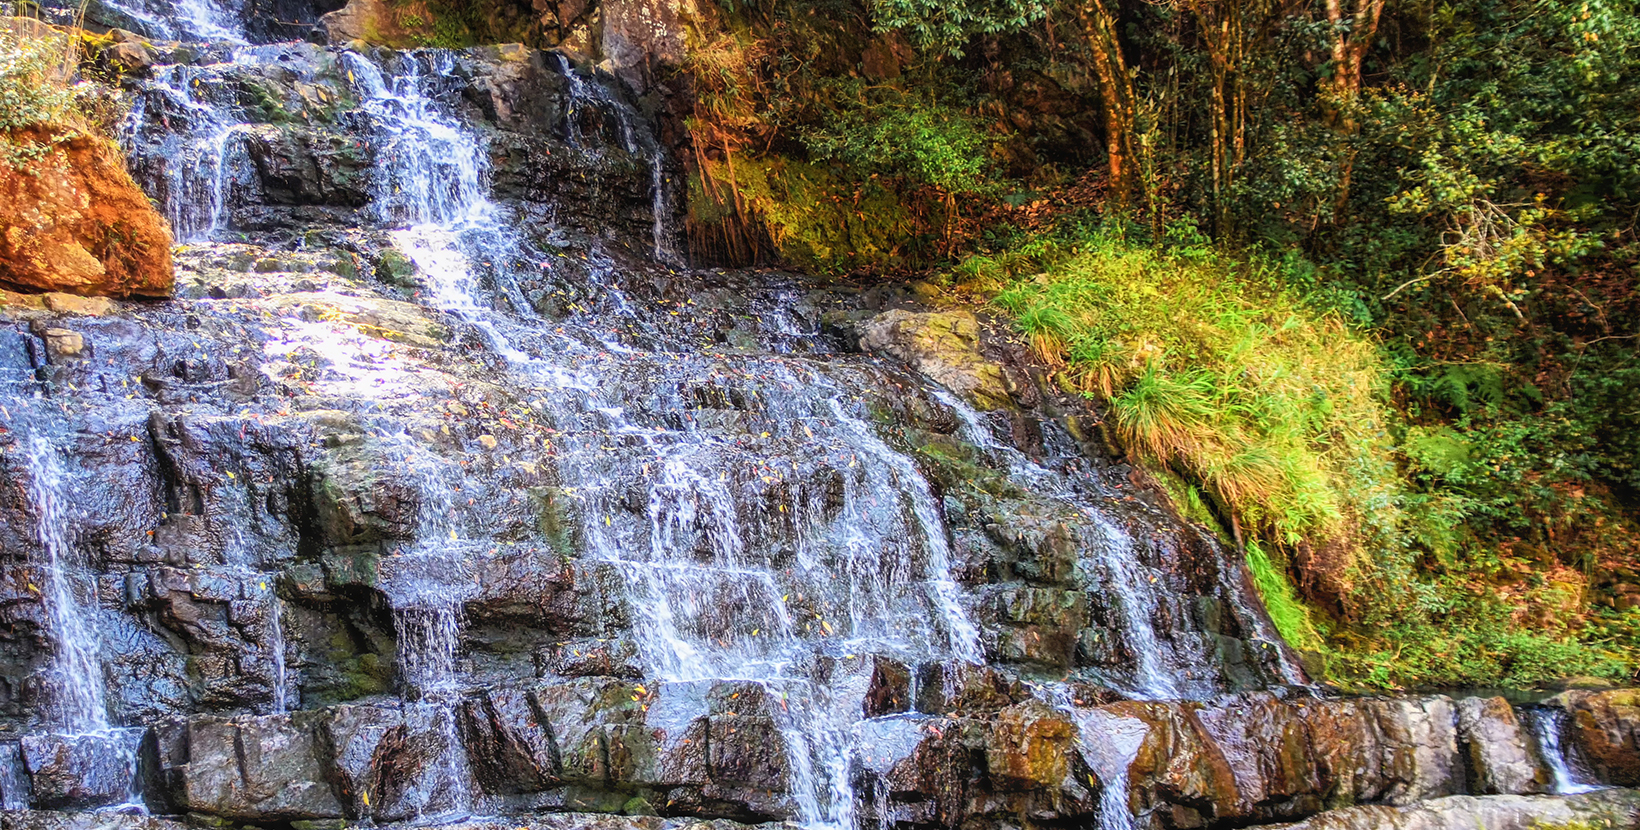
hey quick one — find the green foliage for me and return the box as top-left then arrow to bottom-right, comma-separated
675,0 -> 1640,689
866,0 -> 1050,56
386,0 -> 537,48
803,101 -> 999,194
980,227 -> 1396,559
0,27 -> 82,168
958,224 -> 1636,689
1332,582 -> 1630,689
1246,541 -> 1325,652
688,154 -> 924,270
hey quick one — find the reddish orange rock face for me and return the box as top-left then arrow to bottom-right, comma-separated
0,129 -> 174,299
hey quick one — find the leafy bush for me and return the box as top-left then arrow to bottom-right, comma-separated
867,0 -> 1050,56
803,99 -> 1000,195
0,24 -> 82,167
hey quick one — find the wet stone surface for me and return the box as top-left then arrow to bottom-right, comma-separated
1,5 -> 1638,830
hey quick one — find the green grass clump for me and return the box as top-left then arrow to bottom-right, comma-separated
0,24 -> 88,168
979,228 -> 1399,583
957,226 -> 1634,689
1246,540 -> 1325,652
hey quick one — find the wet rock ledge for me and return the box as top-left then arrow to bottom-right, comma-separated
6,789 -> 1640,830
6,683 -> 1640,829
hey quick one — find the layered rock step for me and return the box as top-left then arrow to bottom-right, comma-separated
6,790 -> 1640,830
6,682 -> 1639,829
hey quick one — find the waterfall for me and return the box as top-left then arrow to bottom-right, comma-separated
1527,708 -> 1602,795
266,581 -> 290,715
23,437 -> 110,734
934,390 -> 1204,698
554,54 -> 680,265
374,428 -> 474,686
327,48 -> 986,828
1053,691 -> 1145,830
370,428 -> 480,821
344,52 -> 491,228
26,18 -> 1375,829
0,744 -> 29,811
124,61 -> 253,241
86,0 -> 244,41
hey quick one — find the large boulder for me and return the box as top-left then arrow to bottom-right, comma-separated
458,685 -> 559,795
316,0 -> 412,46
325,703 -> 471,822
18,731 -> 141,810
1553,688 -> 1640,785
1455,696 -> 1547,795
599,0 -> 694,93
0,130 -> 173,298
984,700 -> 1076,791
154,712 -> 344,820
857,310 -> 1011,410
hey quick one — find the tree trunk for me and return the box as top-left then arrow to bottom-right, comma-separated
1078,0 -> 1140,209
1324,0 -> 1386,218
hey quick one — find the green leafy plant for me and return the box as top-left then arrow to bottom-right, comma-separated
0,24 -> 86,168
803,102 -> 1000,195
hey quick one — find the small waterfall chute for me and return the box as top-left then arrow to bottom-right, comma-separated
22,436 -> 111,734
1527,707 -> 1604,795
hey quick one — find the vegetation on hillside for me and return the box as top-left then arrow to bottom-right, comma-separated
674,0 -> 1640,688
0,22 -> 95,167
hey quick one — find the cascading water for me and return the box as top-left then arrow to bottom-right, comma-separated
1528,708 -> 1603,795
23,437 -> 110,734
1,13 -> 1486,829
72,0 -> 244,42
0,744 -> 28,811
12,437 -> 148,814
1038,685 -> 1144,830
124,59 -> 257,241
932,389 -> 1301,698
374,428 -> 479,822
327,47 -> 986,829
555,54 -> 680,265
266,580 -> 290,714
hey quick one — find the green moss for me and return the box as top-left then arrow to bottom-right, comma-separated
621,796 -> 657,816
914,437 -> 1023,499
334,653 -> 392,700
375,249 -> 419,289
689,155 -> 922,271
529,486 -> 581,559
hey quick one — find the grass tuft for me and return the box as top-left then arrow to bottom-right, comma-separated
985,227 -> 1394,576
959,225 -> 1635,689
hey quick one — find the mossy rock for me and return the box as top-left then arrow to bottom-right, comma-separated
374,249 -> 418,288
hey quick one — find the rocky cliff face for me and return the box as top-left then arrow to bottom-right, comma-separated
2,3 -> 1640,830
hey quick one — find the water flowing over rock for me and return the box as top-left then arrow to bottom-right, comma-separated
5,6 -> 1640,830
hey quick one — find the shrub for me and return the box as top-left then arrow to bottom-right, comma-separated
0,23 -> 82,167
802,101 -> 999,195
982,227 -> 1397,577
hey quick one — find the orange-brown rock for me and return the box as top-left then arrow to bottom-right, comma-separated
985,701 -> 1076,790
0,128 -> 174,298
1554,688 -> 1640,785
